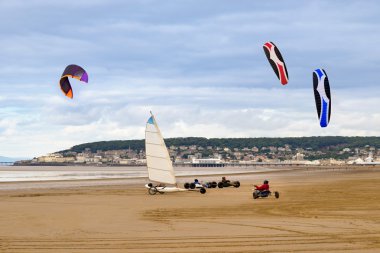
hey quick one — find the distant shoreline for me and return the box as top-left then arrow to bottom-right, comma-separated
1,165 -> 379,191
12,162 -> 145,167
11,162 -> 380,167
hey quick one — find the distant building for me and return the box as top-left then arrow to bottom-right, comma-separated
305,160 -> 320,165
292,152 -> 305,161
269,146 -> 277,152
191,158 -> 224,167
37,153 -> 75,163
347,158 -> 364,164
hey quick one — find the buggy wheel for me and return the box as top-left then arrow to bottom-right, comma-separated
234,181 -> 240,188
253,192 -> 259,199
211,181 -> 217,188
275,191 -> 279,199
184,182 -> 190,189
190,183 -> 196,189
218,182 -> 224,188
148,187 -> 158,195
199,188 -> 206,194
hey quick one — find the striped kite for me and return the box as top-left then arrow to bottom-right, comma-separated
263,42 -> 289,85
313,69 -> 331,127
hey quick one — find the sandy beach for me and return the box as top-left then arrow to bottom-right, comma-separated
0,166 -> 379,252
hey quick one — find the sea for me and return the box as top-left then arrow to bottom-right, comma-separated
0,165 -> 277,182
0,165 -> 293,191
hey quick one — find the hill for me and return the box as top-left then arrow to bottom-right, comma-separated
61,136 -> 380,153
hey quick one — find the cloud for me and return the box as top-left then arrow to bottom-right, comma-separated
0,0 -> 380,157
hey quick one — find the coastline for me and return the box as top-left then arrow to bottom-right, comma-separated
0,165 -> 375,190
0,166 -> 295,191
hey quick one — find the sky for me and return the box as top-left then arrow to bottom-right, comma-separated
0,0 -> 380,158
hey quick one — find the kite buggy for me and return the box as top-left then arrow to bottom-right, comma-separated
146,183 -> 206,195
252,180 -> 279,199
217,176 -> 240,188
184,179 -> 217,189
183,177 -> 240,189
144,112 -> 206,195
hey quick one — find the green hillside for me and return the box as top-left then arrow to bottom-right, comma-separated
61,136 -> 380,153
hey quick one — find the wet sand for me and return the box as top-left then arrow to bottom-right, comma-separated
0,167 -> 379,252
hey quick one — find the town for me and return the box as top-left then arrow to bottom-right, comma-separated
16,141 -> 380,167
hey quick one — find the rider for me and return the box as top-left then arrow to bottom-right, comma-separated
194,179 -> 200,185
222,176 -> 230,183
254,179 -> 269,192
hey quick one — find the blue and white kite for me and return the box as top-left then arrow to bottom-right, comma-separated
313,69 -> 331,128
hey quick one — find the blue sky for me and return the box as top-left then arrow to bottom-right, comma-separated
1,0 -> 380,157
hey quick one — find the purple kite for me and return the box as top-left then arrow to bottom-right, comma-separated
59,64 -> 88,99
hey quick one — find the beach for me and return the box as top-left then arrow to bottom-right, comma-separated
0,166 -> 380,252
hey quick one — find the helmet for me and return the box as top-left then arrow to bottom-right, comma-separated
222,176 -> 226,180
194,179 -> 199,183
263,180 -> 269,184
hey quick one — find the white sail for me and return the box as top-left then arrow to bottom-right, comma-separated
145,113 -> 176,185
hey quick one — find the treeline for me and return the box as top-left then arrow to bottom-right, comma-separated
62,136 -> 380,153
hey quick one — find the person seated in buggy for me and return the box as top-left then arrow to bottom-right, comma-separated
221,176 -> 230,183
254,180 -> 270,196
194,179 -> 201,185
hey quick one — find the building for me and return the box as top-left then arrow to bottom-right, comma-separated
191,158 -> 224,167
37,153 -> 75,163
292,152 -> 305,161
251,147 -> 259,152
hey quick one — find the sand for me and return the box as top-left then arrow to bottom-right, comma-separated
0,167 -> 380,252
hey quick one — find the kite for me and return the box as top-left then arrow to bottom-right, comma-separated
313,68 -> 331,127
263,42 -> 289,85
59,64 -> 88,99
